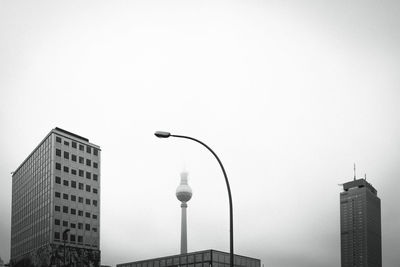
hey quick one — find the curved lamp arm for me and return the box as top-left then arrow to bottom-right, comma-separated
155,131 -> 234,267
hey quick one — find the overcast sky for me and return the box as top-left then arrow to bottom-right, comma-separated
1,1 -> 400,266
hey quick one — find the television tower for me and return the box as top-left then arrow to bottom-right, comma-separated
176,171 -> 192,254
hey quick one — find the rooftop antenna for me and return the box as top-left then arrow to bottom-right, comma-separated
353,163 -> 356,181
364,173 -> 367,180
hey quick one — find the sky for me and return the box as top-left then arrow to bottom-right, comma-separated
0,0 -> 399,266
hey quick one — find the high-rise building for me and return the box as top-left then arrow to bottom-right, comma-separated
11,127 -> 101,266
340,178 -> 381,267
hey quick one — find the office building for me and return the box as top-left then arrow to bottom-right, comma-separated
117,250 -> 260,267
11,127 -> 101,266
340,178 -> 381,267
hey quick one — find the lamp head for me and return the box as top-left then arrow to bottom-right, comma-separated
155,131 -> 171,138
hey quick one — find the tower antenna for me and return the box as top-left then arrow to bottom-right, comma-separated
353,163 -> 356,181
364,173 -> 367,180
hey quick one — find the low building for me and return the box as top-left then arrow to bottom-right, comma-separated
117,250 -> 260,267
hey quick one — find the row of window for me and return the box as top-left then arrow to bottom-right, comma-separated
55,136 -> 99,156
55,205 -> 98,216
55,163 -> 98,181
55,219 -> 98,231
55,149 -> 99,168
55,176 -> 98,194
55,191 -> 98,206
54,231 -> 98,245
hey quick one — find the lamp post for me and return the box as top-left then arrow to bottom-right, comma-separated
63,229 -> 70,267
155,131 -> 234,267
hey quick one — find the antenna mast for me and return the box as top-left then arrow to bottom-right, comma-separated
353,163 -> 356,181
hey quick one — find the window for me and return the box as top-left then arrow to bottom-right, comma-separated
71,181 -> 76,188
86,172 -> 91,179
93,200 -> 98,207
63,206 -> 68,213
85,224 -> 90,231
63,166 -> 69,173
93,148 -> 98,156
87,146 -> 91,154
92,227 -> 97,232
70,223 -> 76,229
63,221 -> 68,227
86,159 -> 91,166
93,162 -> 98,168
55,205 -> 60,212
71,169 -> 77,175
71,154 -> 77,162
79,183 -> 83,190
188,255 -> 194,264
55,192 -> 61,198
55,163 -> 61,170
55,219 -> 60,225
79,144 -> 84,151
86,199 -> 91,205
78,235 -> 83,243
71,195 -> 76,201
56,137 -> 62,143
93,174 -> 98,181
56,149 -> 61,156
85,212 -> 91,218
63,180 -> 69,186
55,176 -> 61,184
70,234 -> 76,242
78,210 -> 83,216
64,151 -> 69,159
63,193 -> 68,200
72,142 -> 77,148
86,185 -> 91,192
78,223 -> 83,229
79,169 -> 84,177
54,232 -> 60,240
93,188 -> 98,194
78,197 -> 83,203
92,214 -> 97,220
70,208 -> 76,215
64,141 -> 69,146
79,157 -> 84,164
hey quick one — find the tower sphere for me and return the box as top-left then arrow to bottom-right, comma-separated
176,171 -> 192,203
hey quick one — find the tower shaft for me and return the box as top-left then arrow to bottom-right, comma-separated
180,203 -> 188,254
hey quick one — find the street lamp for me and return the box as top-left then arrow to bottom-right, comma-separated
154,131 -> 234,267
63,229 -> 70,267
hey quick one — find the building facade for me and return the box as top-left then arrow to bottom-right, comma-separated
11,127 -> 101,266
340,178 -> 381,267
117,250 -> 260,267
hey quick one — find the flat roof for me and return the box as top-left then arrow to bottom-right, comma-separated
54,127 -> 89,142
117,249 -> 260,267
343,178 -> 377,195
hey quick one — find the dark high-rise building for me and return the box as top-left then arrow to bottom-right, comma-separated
340,178 -> 381,267
11,128 -> 101,266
